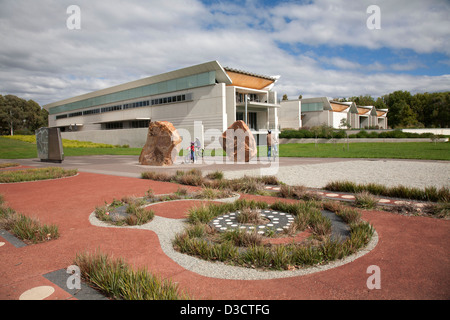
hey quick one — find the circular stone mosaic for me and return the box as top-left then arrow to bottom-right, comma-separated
209,209 -> 295,234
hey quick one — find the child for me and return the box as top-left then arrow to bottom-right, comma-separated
190,142 -> 195,163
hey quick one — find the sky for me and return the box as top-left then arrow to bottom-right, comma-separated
0,0 -> 449,107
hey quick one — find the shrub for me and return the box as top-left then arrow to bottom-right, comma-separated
205,170 -> 224,180
74,250 -> 190,300
177,173 -> 204,186
336,207 -> 361,224
354,191 -> 378,209
424,202 -> 450,219
0,203 -> 59,244
221,229 -> 263,247
325,180 -> 449,203
236,207 -> 264,224
140,171 -> 172,182
277,184 -> 320,201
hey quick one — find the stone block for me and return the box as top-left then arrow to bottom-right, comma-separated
220,120 -> 257,162
139,121 -> 182,166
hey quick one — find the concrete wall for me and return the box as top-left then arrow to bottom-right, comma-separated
332,112 -> 347,129
278,100 -> 301,129
402,128 -> 450,136
62,128 -> 149,148
301,111 -> 330,128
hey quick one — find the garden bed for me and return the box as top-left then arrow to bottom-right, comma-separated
173,198 -> 374,271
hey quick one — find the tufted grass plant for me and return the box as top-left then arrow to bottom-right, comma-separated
74,250 -> 190,300
0,198 -> 59,244
354,191 -> 379,209
325,180 -> 449,203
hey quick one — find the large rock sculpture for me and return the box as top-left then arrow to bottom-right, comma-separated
221,120 -> 257,162
139,121 -> 182,166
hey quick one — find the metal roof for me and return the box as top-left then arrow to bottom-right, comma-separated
44,60 -> 232,110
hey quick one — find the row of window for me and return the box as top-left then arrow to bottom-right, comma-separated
55,93 -> 192,120
103,120 -> 150,130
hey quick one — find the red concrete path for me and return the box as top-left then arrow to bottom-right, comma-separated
0,172 -> 449,300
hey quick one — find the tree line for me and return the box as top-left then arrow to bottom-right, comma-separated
338,91 -> 449,128
0,94 -> 48,135
283,90 -> 449,129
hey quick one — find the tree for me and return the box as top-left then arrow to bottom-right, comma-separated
429,92 -> 450,128
282,94 -> 288,101
374,97 -> 387,110
349,94 -> 376,106
339,118 -> 351,129
0,94 -> 47,135
389,100 -> 419,128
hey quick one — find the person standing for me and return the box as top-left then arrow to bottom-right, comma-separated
194,137 -> 202,160
190,142 -> 195,163
272,134 -> 278,160
267,130 -> 272,161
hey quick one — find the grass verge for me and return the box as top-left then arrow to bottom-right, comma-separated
74,250 -> 190,300
2,136 -> 449,160
279,142 -> 450,160
0,167 -> 78,183
0,162 -> 20,169
0,136 -> 141,159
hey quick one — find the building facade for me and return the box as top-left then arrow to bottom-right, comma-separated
279,97 -> 388,130
43,61 -> 280,148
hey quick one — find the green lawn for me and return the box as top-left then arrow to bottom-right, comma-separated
0,137 -> 141,159
1,136 -> 449,161
278,142 -> 450,161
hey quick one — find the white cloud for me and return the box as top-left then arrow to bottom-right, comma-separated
0,0 -> 449,106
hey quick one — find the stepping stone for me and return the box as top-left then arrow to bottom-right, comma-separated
326,193 -> 340,197
19,286 -> 55,300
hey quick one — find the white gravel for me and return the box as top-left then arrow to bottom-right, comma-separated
223,159 -> 450,189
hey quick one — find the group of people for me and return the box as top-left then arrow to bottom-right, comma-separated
185,130 -> 278,164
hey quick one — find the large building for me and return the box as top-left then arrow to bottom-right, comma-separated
279,97 -> 388,130
43,61 -> 280,148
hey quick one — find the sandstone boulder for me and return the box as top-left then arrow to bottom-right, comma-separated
139,121 -> 182,166
221,120 -> 257,162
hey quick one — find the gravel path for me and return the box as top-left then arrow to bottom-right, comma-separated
222,159 -> 450,189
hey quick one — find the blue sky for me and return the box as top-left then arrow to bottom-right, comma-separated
0,0 -> 449,105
